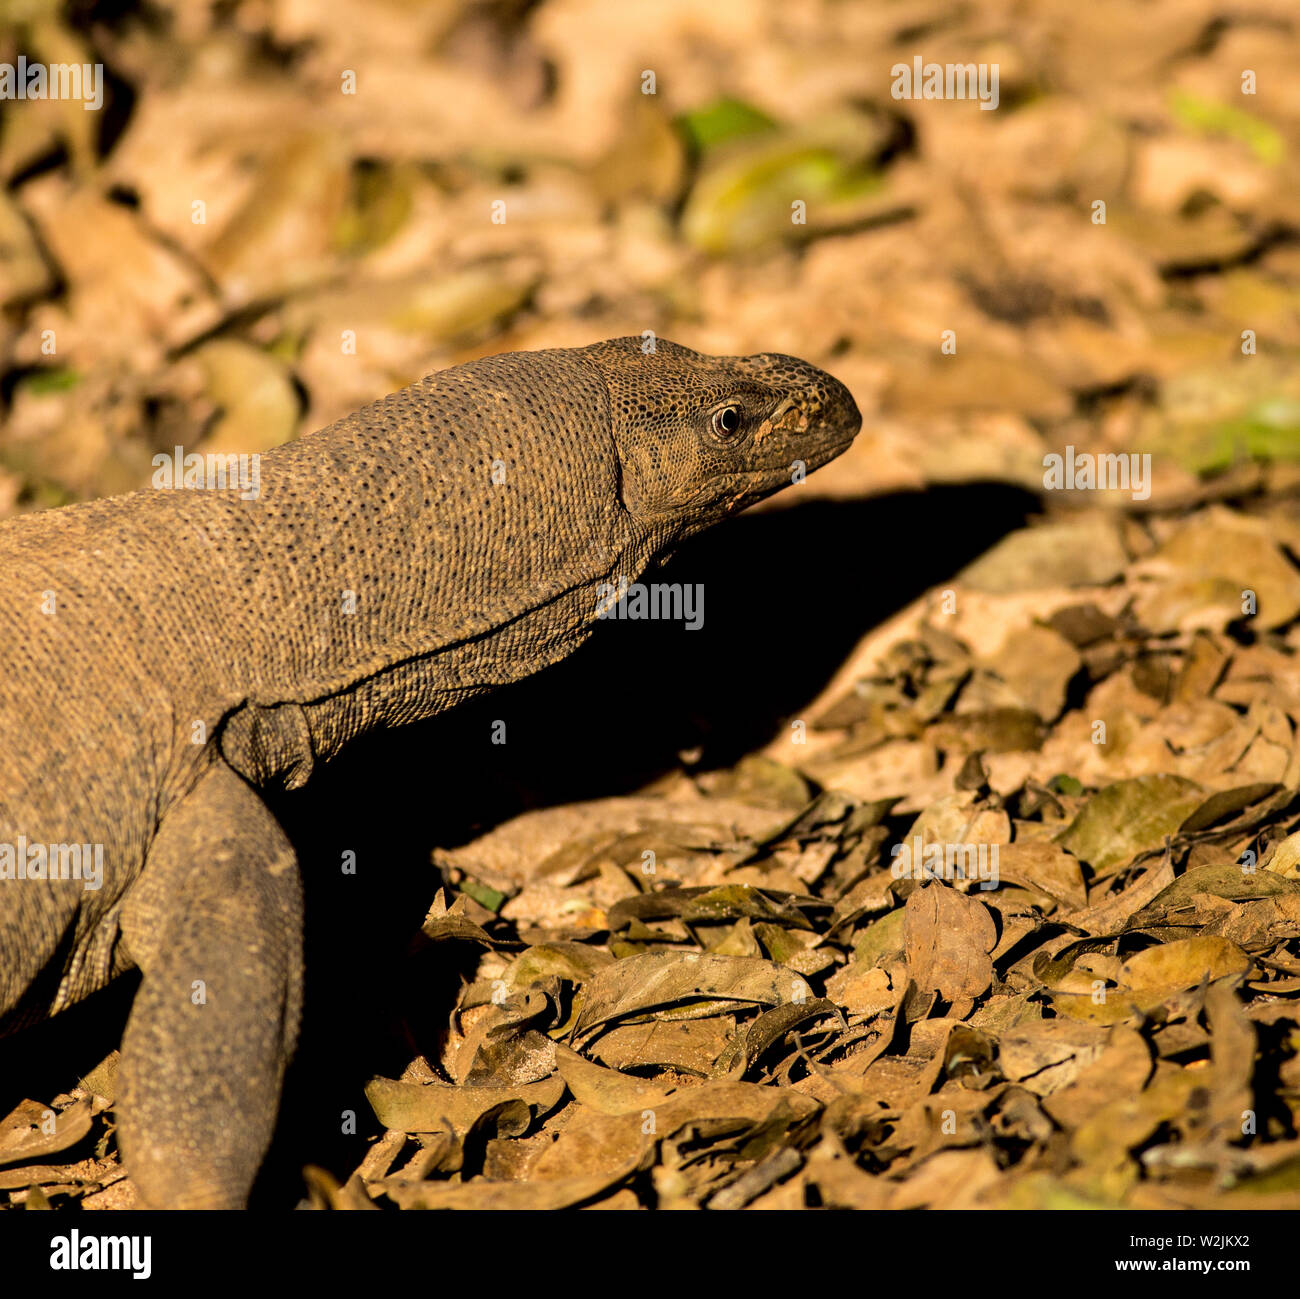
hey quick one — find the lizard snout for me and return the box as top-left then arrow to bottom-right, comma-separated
817,370 -> 863,447
737,352 -> 861,446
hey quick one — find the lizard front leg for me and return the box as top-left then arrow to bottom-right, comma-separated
117,762 -> 303,1209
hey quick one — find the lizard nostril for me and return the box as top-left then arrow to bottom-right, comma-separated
770,395 -> 812,435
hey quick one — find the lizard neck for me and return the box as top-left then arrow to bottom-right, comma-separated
190,357 -> 650,783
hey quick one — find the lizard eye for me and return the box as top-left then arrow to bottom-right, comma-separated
711,405 -> 743,440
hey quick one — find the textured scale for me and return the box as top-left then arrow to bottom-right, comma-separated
0,336 -> 860,1206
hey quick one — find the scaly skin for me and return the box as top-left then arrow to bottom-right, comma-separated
0,336 -> 860,1207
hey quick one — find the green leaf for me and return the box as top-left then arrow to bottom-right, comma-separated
19,368 -> 81,395
676,96 -> 778,153
1169,89 -> 1284,165
460,879 -> 506,913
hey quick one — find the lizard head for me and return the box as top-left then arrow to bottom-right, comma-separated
584,336 -> 861,540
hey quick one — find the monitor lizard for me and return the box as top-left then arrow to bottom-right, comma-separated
0,335 -> 861,1207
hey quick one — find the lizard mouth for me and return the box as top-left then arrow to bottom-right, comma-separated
716,444 -> 852,502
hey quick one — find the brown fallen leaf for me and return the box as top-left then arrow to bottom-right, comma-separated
995,839 -> 1088,909
383,1152 -> 651,1210
530,1080 -> 819,1180
572,952 -> 811,1042
1121,936 -> 1253,994
903,882 -> 997,1002
552,1044 -> 676,1115
0,1098 -> 94,1168
1057,774 -> 1206,878
364,1074 -> 566,1138
588,1018 -> 736,1076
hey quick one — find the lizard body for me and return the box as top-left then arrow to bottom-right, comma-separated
0,336 -> 859,1207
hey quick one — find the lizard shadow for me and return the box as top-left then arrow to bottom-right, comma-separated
336,481 -> 1043,828
256,481 -> 1041,1203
